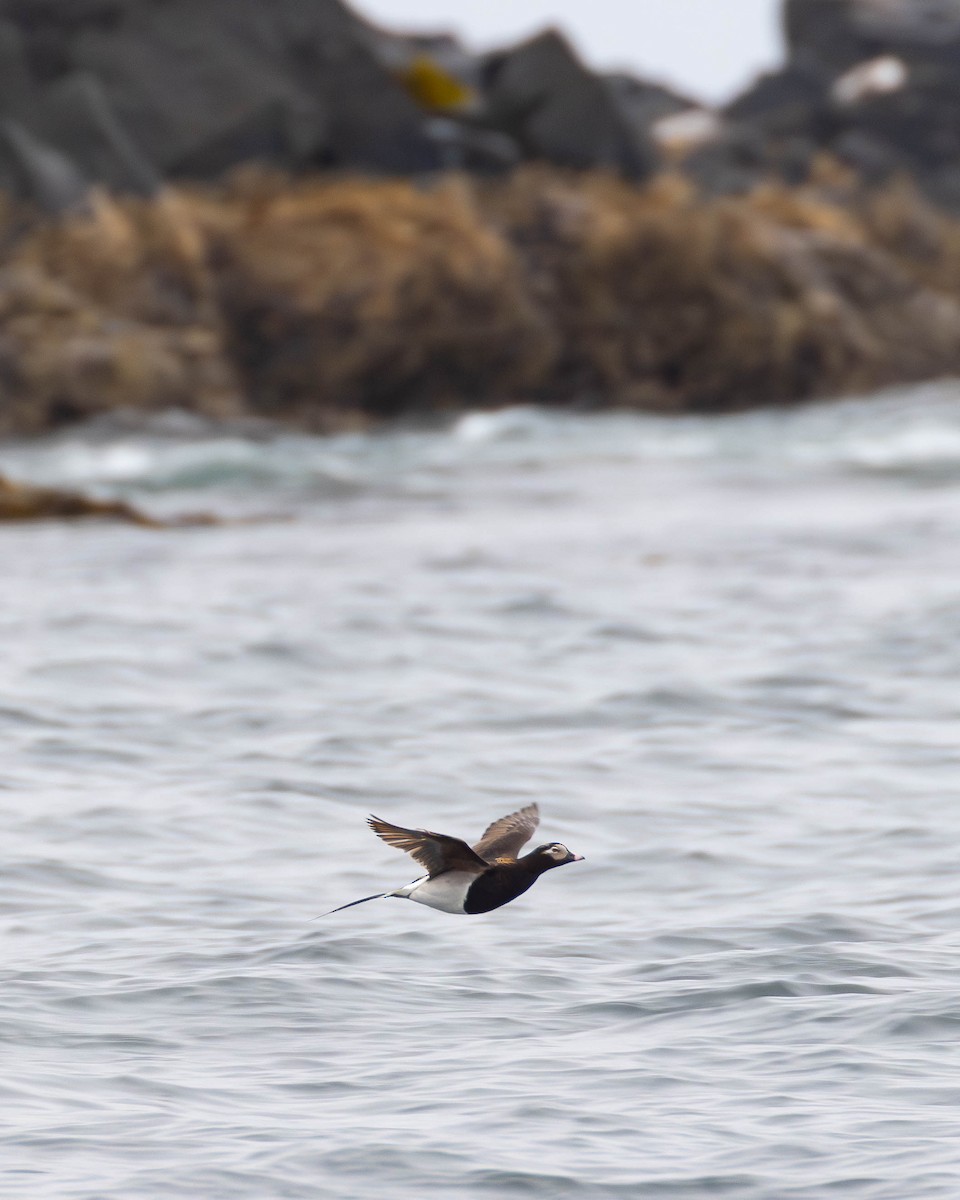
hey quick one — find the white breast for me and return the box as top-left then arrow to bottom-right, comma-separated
392,871 -> 478,914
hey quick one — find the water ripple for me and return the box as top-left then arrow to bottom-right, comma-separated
5,386 -> 960,1197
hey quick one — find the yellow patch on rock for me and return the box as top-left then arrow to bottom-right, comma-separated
398,56 -> 474,112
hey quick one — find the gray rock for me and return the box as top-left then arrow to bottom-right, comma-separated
783,0 -> 870,73
604,73 -> 695,128
71,0 -> 324,172
0,0 -> 136,82
683,123 -> 818,195
775,134 -> 821,185
855,0 -> 960,57
0,119 -> 91,213
785,0 -> 960,75
68,0 -> 438,176
0,0 -> 133,18
726,62 -> 831,135
843,87 -> 960,170
830,127 -> 911,181
37,72 -> 160,195
308,31 -> 442,172
0,19 -> 38,117
719,1 -> 960,200
922,162 -> 960,211
682,124 -> 771,196
481,29 -> 657,179
910,56 -> 960,96
171,99 -> 310,179
424,117 -> 520,173
211,0 -> 443,175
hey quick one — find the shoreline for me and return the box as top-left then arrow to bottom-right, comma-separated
3,375 -> 960,525
3,164 -> 960,440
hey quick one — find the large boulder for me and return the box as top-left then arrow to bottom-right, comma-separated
171,100 -> 312,181
823,43 -> 960,197
70,0 -> 328,174
306,27 -> 442,172
0,1 -> 681,187
66,0 -> 439,176
853,0 -> 960,64
36,72 -> 160,195
0,16 -> 160,197
604,73 -> 696,134
830,126 -> 912,181
481,30 -> 657,180
708,1 -> 960,206
0,19 -> 38,117
725,62 -> 832,136
837,87 -> 960,171
784,0 -> 874,73
785,0 -> 960,74
0,0 -> 134,81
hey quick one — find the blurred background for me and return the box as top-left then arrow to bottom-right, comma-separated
4,3 -> 960,1200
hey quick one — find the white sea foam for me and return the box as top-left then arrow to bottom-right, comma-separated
4,381 -> 960,502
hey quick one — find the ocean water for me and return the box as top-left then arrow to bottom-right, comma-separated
3,384 -> 960,1199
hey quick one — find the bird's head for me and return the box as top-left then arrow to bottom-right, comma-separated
529,842 -> 584,871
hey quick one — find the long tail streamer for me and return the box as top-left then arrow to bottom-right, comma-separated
312,892 -> 390,919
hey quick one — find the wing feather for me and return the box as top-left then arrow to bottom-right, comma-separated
472,802 -> 540,863
367,816 -> 488,877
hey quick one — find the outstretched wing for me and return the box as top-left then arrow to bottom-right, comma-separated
368,816 -> 489,877
472,802 -> 540,863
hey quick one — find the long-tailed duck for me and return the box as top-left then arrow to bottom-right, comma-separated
323,802 -> 582,917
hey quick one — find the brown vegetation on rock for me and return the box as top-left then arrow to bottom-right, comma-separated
0,191 -> 239,436
854,180 -> 960,296
482,169 -> 960,410
191,172 -> 556,424
2,167 -> 960,437
0,472 -> 158,524
0,471 -> 223,525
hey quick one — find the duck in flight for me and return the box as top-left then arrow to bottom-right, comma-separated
323,802 -> 583,916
